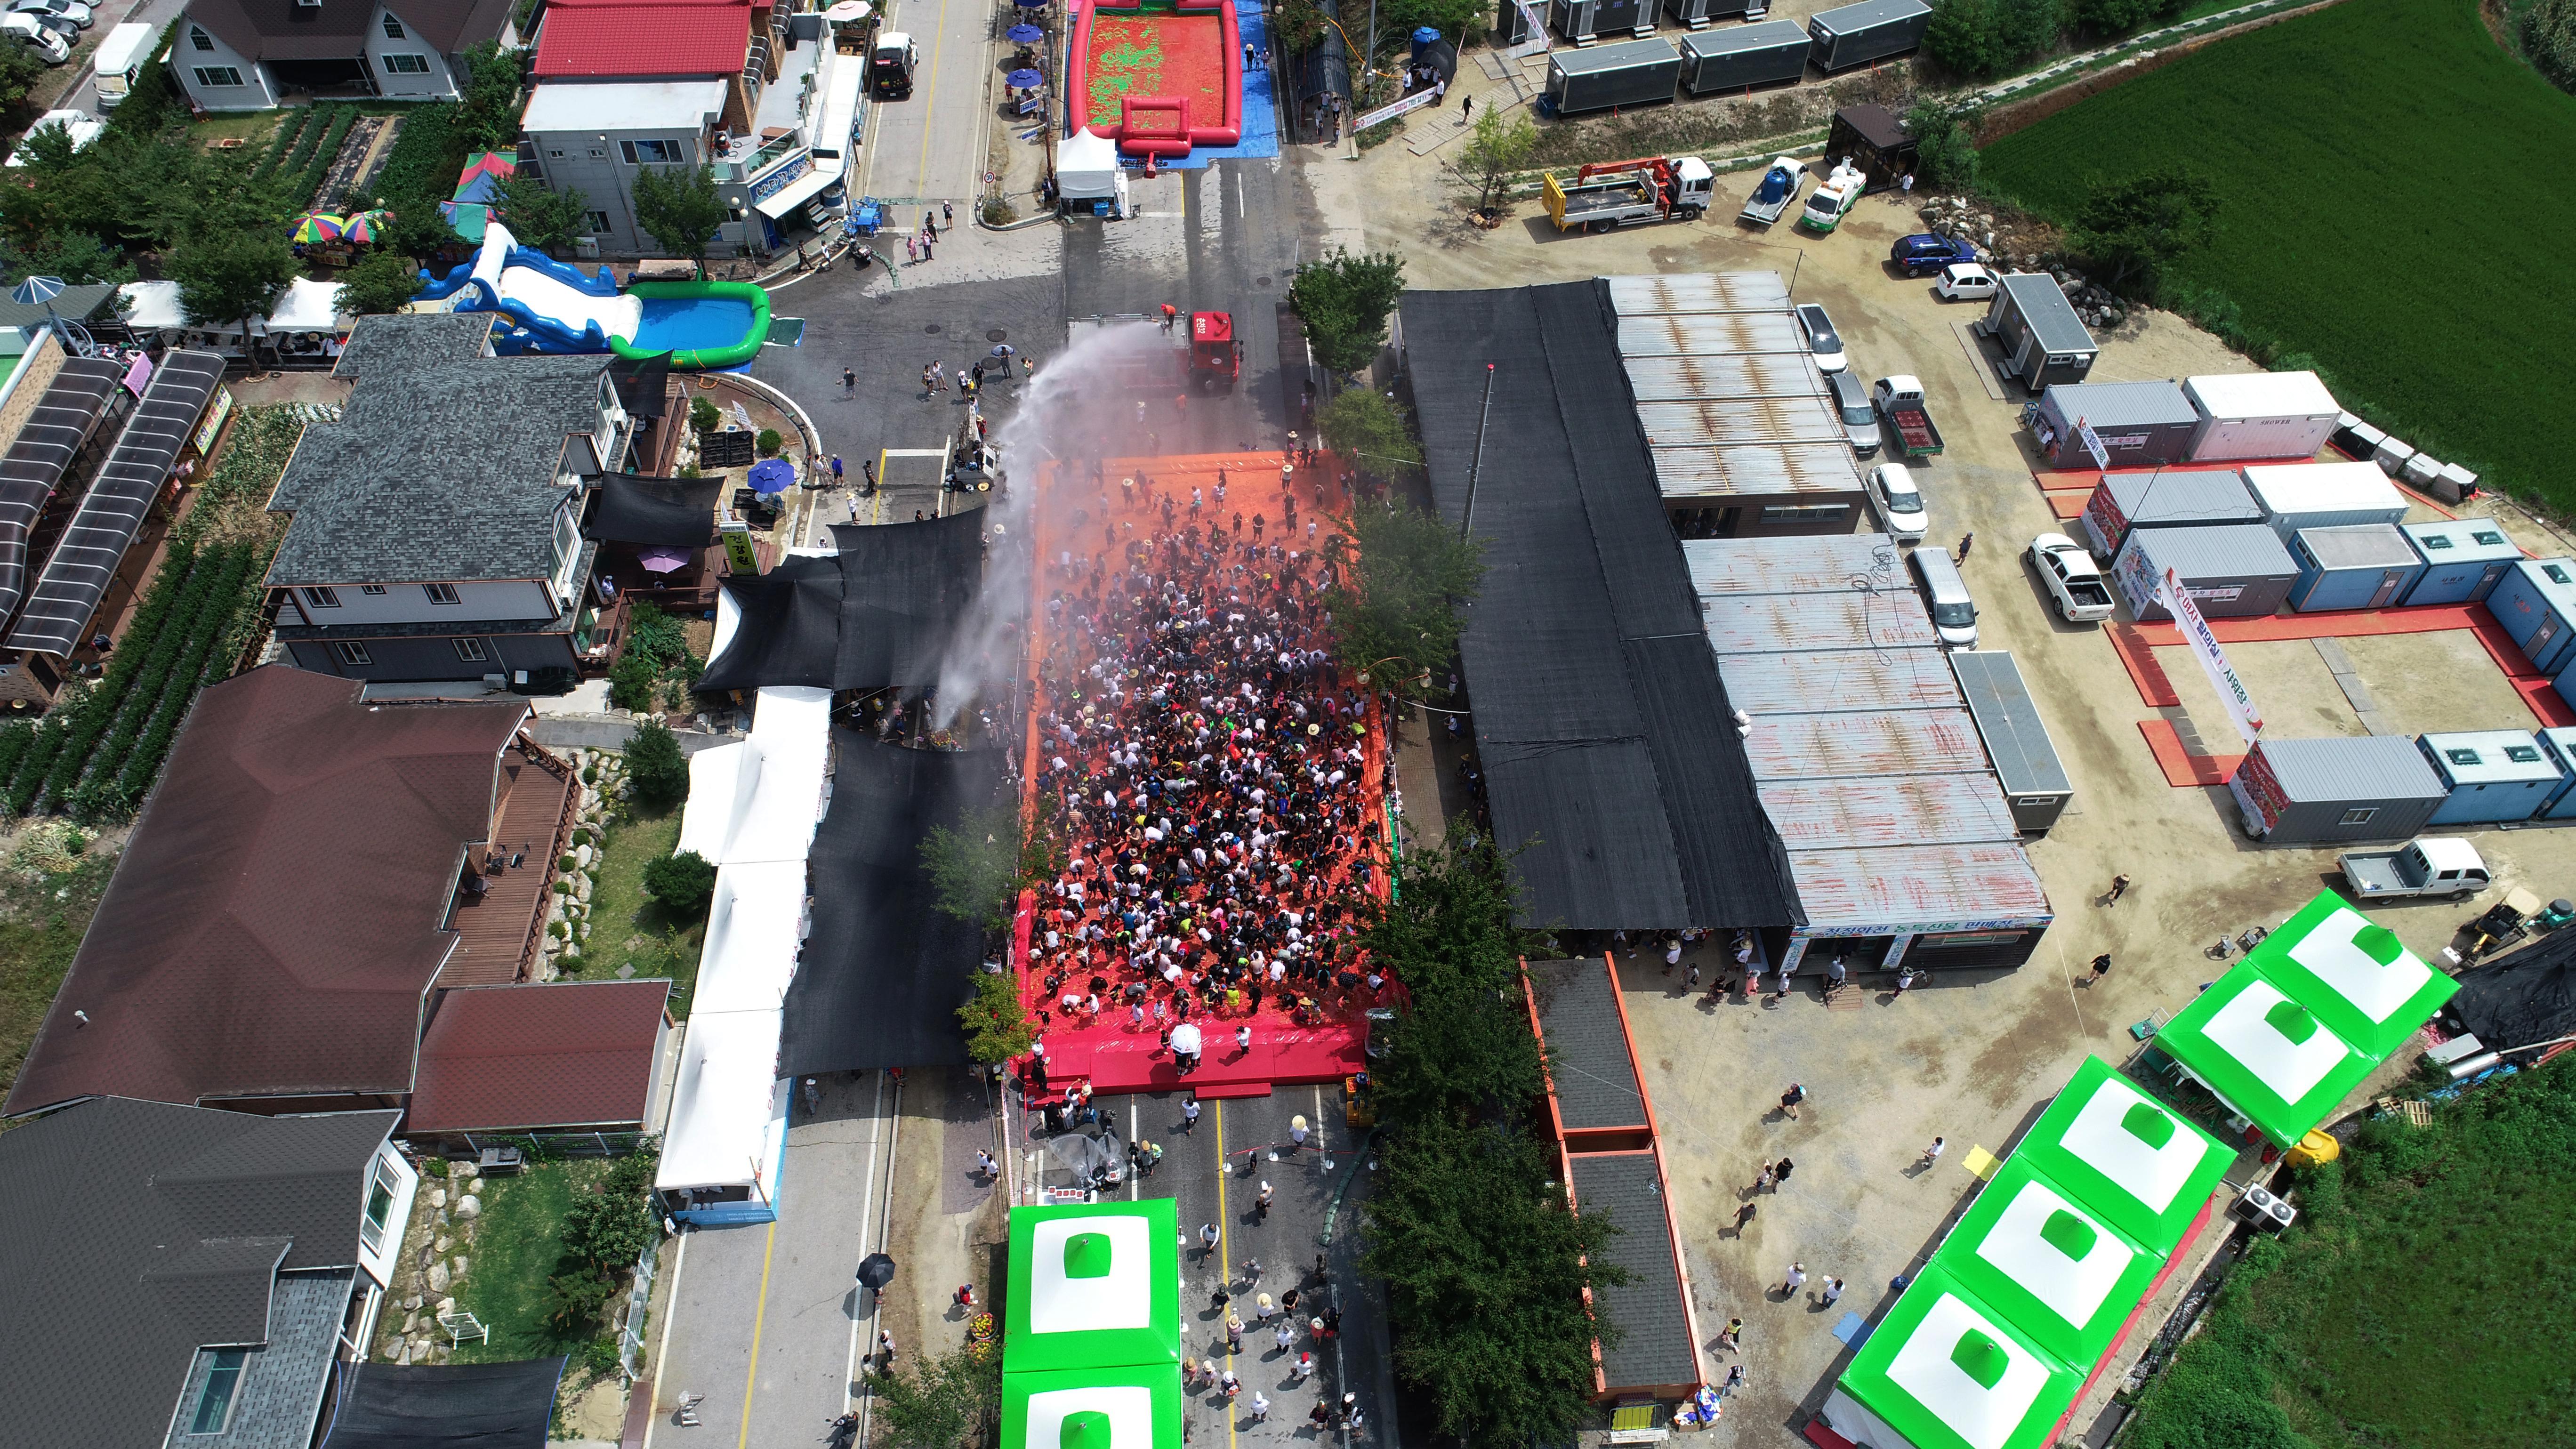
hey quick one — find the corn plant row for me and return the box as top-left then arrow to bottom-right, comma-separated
22,543 -> 218,814
80,543 -> 267,822
297,107 -> 360,213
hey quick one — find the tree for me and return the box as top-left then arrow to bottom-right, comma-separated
958,970 -> 1036,1064
494,174 -> 588,255
643,849 -> 717,919
630,164 -> 727,265
166,228 -> 296,352
623,719 -> 690,809
1995,0 -> 2063,61
1322,498 -> 1487,695
2068,166 -> 2221,296
873,1347 -> 1000,1449
1904,98 -> 1984,192
338,246 -> 424,315
1316,387 -> 1423,485
0,36 -> 46,114
0,229 -> 133,286
1450,106 -> 1537,212
920,800 -> 1059,936
455,40 -> 524,151
1288,248 -> 1406,375
2531,0 -> 2576,93
1925,0 -> 2009,77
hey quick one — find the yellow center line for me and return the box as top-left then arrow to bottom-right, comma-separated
1214,1102 -> 1240,1449
735,1219 -> 781,1449
911,0 -> 953,200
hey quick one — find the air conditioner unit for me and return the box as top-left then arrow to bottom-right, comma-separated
2234,1184 -> 2296,1232
574,237 -> 600,259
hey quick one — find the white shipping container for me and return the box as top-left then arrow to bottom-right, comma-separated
2238,461 -> 2408,542
2182,370 -> 2342,462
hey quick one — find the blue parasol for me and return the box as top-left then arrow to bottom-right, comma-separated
9,275 -> 65,306
1007,67 -> 1044,88
747,457 -> 797,494
1006,22 -> 1043,41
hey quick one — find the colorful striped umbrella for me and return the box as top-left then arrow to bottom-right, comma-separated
291,213 -> 346,244
340,209 -> 391,244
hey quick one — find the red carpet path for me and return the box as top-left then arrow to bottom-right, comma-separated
1009,453 -> 1387,1100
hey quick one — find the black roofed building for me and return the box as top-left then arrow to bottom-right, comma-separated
173,0 -> 522,111
0,1097 -> 421,1448
266,314 -> 632,686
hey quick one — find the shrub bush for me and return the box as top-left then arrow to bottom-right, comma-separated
624,721 -> 689,809
642,849 -> 716,919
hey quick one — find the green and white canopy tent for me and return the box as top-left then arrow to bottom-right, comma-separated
1926,1155 -> 2165,1370
2241,890 -> 2459,1060
2011,1056 -> 2235,1256
1001,1364 -> 1185,1449
1004,1200 -> 1182,1375
2152,965 -> 2377,1149
1825,1264 -> 2085,1449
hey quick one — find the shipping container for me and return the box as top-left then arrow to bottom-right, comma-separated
1744,709 -> 1991,782
2182,371 -> 2340,462
1661,0 -> 1739,28
2228,735 -> 2449,844
1637,396 -> 1846,449
2528,727 -> 2576,820
1718,647 -> 1957,712
2030,379 -> 2198,470
2428,461 -> 2480,506
2237,461 -> 2407,543
1550,0 -> 1655,41
2488,557 -> 2576,674
2109,523 -> 2299,621
1700,589 -> 1936,653
1656,442 -> 1865,503
1677,19 -> 1810,91
2398,519 -> 2520,604
1950,650 -> 2073,834
1606,271 -> 1791,315
2420,730 -> 2564,825
1616,309 -> 1806,356
1980,274 -> 2098,393
1545,36 -> 1679,112
1623,351 -> 1827,402
2078,468 -> 2262,557
1756,775 -> 2022,850
2287,524 -> 2425,613
2329,412 -> 2384,462
1683,533 -> 1901,596
1804,0 -> 1930,71
1824,104 -> 1916,191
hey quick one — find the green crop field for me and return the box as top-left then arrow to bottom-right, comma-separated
1980,0 -> 2576,513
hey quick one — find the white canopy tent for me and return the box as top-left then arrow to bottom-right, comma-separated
678,685 -> 833,865
117,277 -> 347,338
654,1006 -> 788,1220
1056,128 -> 1122,202
691,860 -> 810,1014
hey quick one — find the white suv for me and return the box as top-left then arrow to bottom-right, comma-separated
2028,533 -> 2116,622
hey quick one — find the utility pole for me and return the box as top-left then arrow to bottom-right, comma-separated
1461,362 -> 1495,539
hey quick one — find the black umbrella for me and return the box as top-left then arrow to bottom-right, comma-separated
856,1253 -> 898,1289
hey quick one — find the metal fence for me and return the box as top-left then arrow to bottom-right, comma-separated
618,1236 -> 662,1380
452,1130 -> 653,1160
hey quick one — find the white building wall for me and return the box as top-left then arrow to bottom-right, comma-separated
173,17 -> 279,109
367,3 -> 463,100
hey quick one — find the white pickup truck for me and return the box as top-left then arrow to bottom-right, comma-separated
2338,837 -> 2491,902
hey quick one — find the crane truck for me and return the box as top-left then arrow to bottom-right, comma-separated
1542,155 -> 1715,233
1737,156 -> 1806,226
1797,157 -> 1868,233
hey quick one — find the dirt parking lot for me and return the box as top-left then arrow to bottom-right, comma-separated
1303,136 -> 2576,1443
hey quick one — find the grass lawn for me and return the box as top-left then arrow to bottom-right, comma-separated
0,846 -> 115,1110
2124,1054 -> 2576,1449
1979,0 -> 2576,513
573,805 -> 704,1018
448,1159 -> 611,1365
190,113 -> 281,150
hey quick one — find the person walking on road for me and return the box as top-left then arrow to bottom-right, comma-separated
942,200 -> 953,225
1200,1222 -> 1221,1255
1822,1277 -> 1846,1306
1774,1157 -> 1795,1186
1718,1317 -> 1743,1354
1183,1098 -> 1201,1134
1250,1393 -> 1271,1423
1956,532 -> 1974,563
1894,965 -> 1919,996
2090,954 -> 2113,984
1288,1115 -> 1310,1151
877,1331 -> 896,1370
1462,92 -> 1474,122
2108,872 -> 2132,904
1779,1083 -> 1806,1120
1919,1137 -> 1946,1169
1256,1181 -> 1274,1223
976,1149 -> 998,1179
843,367 -> 856,395
1754,1160 -> 1776,1194
1780,1263 -> 1808,1298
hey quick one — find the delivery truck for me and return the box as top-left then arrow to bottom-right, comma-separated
1737,156 -> 1805,225
1544,154 -> 1715,232
1872,375 -> 1944,457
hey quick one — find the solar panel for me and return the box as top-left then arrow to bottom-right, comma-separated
0,355 -> 125,626
6,352 -> 226,657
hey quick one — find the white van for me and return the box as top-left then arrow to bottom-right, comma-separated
91,21 -> 155,106
1909,547 -> 1979,649
3,11 -> 70,64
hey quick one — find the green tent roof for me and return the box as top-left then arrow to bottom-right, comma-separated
2241,890 -> 2457,1060
1001,1364 -> 1184,1449
1004,1200 -> 1181,1374
2011,1056 -> 2235,1255
1927,1155 -> 2165,1370
2154,964 -> 2376,1149
1835,1263 -> 2085,1449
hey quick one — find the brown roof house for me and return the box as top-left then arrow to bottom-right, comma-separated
0,665 -> 664,1129
406,978 -> 674,1150
175,0 -> 521,111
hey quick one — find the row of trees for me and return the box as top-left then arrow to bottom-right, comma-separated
2530,0 -> 2576,94
1923,0 -> 2196,79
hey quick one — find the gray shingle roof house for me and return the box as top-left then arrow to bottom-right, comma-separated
266,314 -> 632,684
0,1097 -> 418,1449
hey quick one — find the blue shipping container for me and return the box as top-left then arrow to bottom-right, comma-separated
2486,558 -> 2576,674
2400,519 -> 2523,605
2532,727 -> 2576,820
2421,729 -> 2565,824
2288,524 -> 2425,612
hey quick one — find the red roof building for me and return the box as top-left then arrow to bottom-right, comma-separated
530,0 -> 758,79
407,980 -> 673,1140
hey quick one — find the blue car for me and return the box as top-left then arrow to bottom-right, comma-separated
1890,233 -> 1979,276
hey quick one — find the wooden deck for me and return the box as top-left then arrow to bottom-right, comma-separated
440,742 -> 578,986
